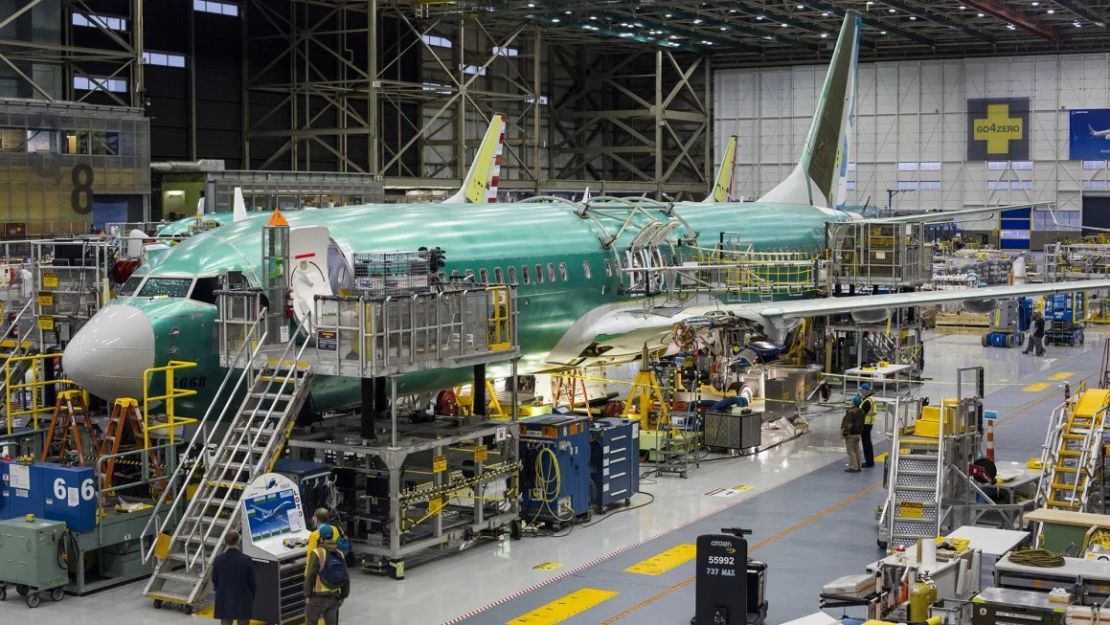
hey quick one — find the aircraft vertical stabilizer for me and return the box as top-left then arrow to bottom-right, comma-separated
759,13 -> 860,208
703,135 -> 738,203
232,187 -> 248,221
444,113 -> 507,204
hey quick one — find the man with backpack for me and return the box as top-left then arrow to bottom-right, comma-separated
304,525 -> 350,625
307,508 -> 353,568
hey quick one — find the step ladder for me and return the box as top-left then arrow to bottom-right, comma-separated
885,440 -> 944,549
1035,388 -> 1110,512
40,389 -> 99,464
98,398 -> 165,497
142,342 -> 313,610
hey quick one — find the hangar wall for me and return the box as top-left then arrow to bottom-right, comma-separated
714,53 -> 1110,224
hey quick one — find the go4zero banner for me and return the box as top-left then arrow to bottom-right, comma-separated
967,98 -> 1030,161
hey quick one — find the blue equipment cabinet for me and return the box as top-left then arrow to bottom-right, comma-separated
519,415 -> 591,525
5,462 -> 43,519
37,463 -> 97,532
590,418 -> 640,511
273,458 -> 334,512
0,461 -> 8,519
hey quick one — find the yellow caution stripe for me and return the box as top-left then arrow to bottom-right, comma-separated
507,588 -> 618,625
624,543 -> 697,576
1023,382 -> 1052,393
1050,372 -> 1075,381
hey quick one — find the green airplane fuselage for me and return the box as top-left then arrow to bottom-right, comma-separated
97,200 -> 850,415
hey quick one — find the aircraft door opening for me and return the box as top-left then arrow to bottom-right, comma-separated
288,225 -> 334,329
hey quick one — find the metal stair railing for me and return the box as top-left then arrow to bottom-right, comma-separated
140,308 -> 268,565
1035,398 -> 1075,510
880,402 -> 905,539
181,313 -> 312,573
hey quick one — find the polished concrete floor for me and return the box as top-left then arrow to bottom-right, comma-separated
6,330 -> 1102,625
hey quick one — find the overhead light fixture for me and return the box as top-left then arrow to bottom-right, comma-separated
756,15 -> 765,20
781,22 -> 789,27
719,26 -> 727,30
1074,20 -> 1082,27
888,8 -> 895,13
1031,1 -> 1039,5
958,4 -> 965,8
664,12 -> 672,17
1047,8 -> 1055,13
551,17 -> 560,23
866,1 -> 873,4
564,10 -> 571,14
880,29 -> 887,34
821,32 -> 829,37
977,12 -> 985,16
693,18 -> 703,24
797,4 -> 805,9
909,15 -> 916,20
701,40 -> 713,44
526,1 -> 534,6
1007,23 -> 1016,29
589,15 -> 597,20
821,11 -> 830,16
729,8 -> 737,13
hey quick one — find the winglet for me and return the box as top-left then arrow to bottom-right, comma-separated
703,135 -> 738,203
758,12 -> 861,208
232,187 -> 248,222
444,113 -> 507,204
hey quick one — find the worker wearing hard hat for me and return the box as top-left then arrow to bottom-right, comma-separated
858,383 -> 877,468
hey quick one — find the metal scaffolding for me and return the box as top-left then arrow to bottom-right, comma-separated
0,0 -> 144,107
242,0 -> 710,198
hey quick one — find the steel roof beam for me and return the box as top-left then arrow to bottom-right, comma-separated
1051,0 -> 1107,27
877,0 -> 995,42
961,0 -> 1059,39
804,0 -> 935,46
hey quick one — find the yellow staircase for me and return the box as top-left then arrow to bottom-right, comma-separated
1037,388 -> 1110,511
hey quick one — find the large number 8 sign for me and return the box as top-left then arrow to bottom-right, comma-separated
71,164 -> 94,215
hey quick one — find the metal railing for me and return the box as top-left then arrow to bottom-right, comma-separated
140,309 -> 268,565
5,351 -> 77,435
180,313 -> 312,572
141,361 -> 200,448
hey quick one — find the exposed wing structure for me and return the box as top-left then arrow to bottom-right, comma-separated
861,202 -> 1053,224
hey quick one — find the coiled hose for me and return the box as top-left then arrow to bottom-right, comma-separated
1009,548 -> 1066,567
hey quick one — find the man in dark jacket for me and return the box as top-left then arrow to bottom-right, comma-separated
305,525 -> 351,625
841,396 -> 865,473
212,530 -> 256,625
1023,313 -> 1046,356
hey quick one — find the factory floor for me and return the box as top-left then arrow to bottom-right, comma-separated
8,330 -> 1103,625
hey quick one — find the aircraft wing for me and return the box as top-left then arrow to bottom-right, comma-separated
567,279 -> 1110,364
860,203 -> 1050,224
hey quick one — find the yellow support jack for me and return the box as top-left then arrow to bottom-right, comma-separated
622,346 -> 668,431
455,380 -> 504,418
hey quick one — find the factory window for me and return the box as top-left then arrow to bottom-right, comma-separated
492,46 -> 519,57
919,181 -> 941,191
190,277 -> 219,305
896,181 -> 918,191
558,262 -> 568,282
63,131 -> 83,154
521,265 -> 530,284
494,267 -> 503,283
464,269 -> 475,282
582,260 -> 592,280
479,268 -> 488,283
138,277 -> 192,298
988,180 -> 1033,191
118,275 -> 143,296
1083,160 -> 1106,170
0,128 -> 24,152
535,264 -> 544,284
897,162 -> 919,172
845,180 -> 856,190
74,75 -> 128,93
194,0 -> 239,16
26,129 -> 52,153
547,263 -> 555,282
986,161 -> 1009,171
919,162 -> 941,171
525,95 -> 549,106
72,13 -> 128,31
143,51 -> 187,68
1012,161 -> 1033,170
421,34 -> 452,48
90,131 -> 120,156
1084,180 -> 1109,190
461,65 -> 487,76
508,266 -> 517,284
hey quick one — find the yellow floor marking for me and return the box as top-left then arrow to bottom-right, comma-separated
733,484 -> 753,491
1023,382 -> 1052,392
875,452 -> 889,463
1051,372 -> 1075,380
507,588 -> 619,625
533,561 -> 563,571
191,606 -> 265,625
624,543 -> 697,576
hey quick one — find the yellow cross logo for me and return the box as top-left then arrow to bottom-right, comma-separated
973,104 -> 1023,155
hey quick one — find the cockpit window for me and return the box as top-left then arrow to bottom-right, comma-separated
190,277 -> 219,305
118,276 -> 143,296
138,277 -> 192,298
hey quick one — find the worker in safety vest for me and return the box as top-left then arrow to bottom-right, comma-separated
858,382 -> 877,468
304,525 -> 350,625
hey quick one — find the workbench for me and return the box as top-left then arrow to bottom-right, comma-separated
1025,508 -> 1110,554
843,364 -> 913,397
995,554 -> 1110,600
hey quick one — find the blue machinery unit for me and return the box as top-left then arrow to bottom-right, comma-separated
1045,292 -> 1086,346
982,298 -> 1032,349
519,415 -> 591,525
0,462 -> 96,532
590,418 -> 640,512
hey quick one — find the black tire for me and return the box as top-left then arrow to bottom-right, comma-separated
184,604 -> 193,615
153,600 -> 163,609
510,520 -> 523,541
594,504 -> 604,515
50,588 -> 64,602
623,498 -> 632,507
16,585 -> 28,596
981,334 -> 990,347
26,593 -> 40,609
877,539 -> 888,551
1,587 -> 7,601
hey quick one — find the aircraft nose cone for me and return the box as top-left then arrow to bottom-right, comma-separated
62,304 -> 155,401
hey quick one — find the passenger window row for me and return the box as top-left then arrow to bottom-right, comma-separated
448,260 -> 602,286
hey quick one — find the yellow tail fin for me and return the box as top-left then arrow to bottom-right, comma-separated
704,135 -> 737,203
445,113 -> 507,204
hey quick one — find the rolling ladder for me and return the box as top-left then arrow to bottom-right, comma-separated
884,431 -> 945,549
142,333 -> 313,610
1035,388 -> 1110,512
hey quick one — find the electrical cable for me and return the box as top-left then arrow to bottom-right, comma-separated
1009,548 -> 1065,567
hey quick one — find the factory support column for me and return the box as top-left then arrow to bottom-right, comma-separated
473,363 -> 486,423
262,209 -> 291,345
